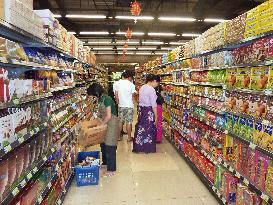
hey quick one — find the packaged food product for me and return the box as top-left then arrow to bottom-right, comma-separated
250,66 -> 269,90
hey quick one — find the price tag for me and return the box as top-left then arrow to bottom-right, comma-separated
213,124 -> 217,129
223,162 -> 228,168
217,191 -> 221,197
243,178 -> 249,186
37,196 -> 43,203
44,122 -> 48,126
224,130 -> 228,135
249,143 -> 256,150
35,127 -> 39,133
43,156 -> 47,162
12,187 -> 19,196
47,182 -> 52,188
218,158 -> 223,163
51,147 -> 55,152
63,189 -> 67,194
261,193 -> 269,202
235,171 -> 241,178
193,142 -> 197,147
222,199 -> 226,204
30,130 -> 35,136
212,186 -> 216,192
57,199 -> 62,205
18,137 -> 24,144
20,179 -> 26,188
33,167 -> 38,173
4,144 -> 12,153
27,172 -> 33,180
13,99 -> 19,105
229,166 -> 234,173
207,155 -> 211,160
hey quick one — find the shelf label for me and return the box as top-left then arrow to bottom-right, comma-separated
57,199 -> 62,205
30,130 -> 35,136
261,193 -> 269,202
43,156 -> 48,162
249,143 -> 256,150
229,166 -> 234,173
217,191 -> 221,197
20,179 -> 26,188
13,99 -> 19,105
27,172 -> 33,180
18,137 -> 24,144
222,199 -> 227,204
47,182 -> 52,188
224,130 -> 228,134
243,178 -> 249,186
35,127 -> 39,132
4,145 -> 12,153
38,196 -> 43,203
212,186 -> 216,192
223,162 -> 228,168
33,167 -> 38,173
212,124 -> 217,129
218,158 -> 223,163
235,171 -> 241,178
12,187 -> 19,196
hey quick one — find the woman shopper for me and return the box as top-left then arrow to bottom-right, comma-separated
155,76 -> 164,143
133,74 -> 159,153
87,83 -> 119,176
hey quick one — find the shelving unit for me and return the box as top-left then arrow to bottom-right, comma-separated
137,2 -> 273,204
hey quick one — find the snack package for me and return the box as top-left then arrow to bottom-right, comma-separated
249,94 -> 258,116
255,95 -> 268,118
267,66 -> 273,90
233,115 -> 240,136
239,117 -> 247,138
246,119 -> 255,141
253,121 -> 263,146
255,152 -> 269,191
247,148 -> 257,182
233,140 -> 242,171
241,143 -> 249,175
236,67 -> 251,89
222,172 -> 238,203
250,66 -> 269,90
226,68 -> 237,88
0,159 -> 9,202
265,160 -> 273,198
226,113 -> 234,132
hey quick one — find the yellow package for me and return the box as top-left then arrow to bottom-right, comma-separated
236,67 -> 251,89
250,66 -> 269,90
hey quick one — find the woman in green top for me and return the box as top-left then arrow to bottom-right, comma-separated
87,83 -> 119,176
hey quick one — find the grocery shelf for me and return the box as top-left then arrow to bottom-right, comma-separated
0,145 -> 58,205
191,103 -> 225,115
50,85 -> 76,93
190,93 -> 225,102
164,92 -> 189,98
189,82 -> 224,87
164,133 -> 226,205
190,114 -> 225,132
55,173 -> 75,205
0,122 -> 48,160
0,93 -> 53,110
225,87 -> 273,96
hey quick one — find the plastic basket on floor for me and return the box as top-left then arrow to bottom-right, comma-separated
75,151 -> 100,186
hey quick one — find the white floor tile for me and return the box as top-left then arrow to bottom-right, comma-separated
63,126 -> 219,205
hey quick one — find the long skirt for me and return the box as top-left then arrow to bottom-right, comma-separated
156,105 -> 163,143
133,106 -> 156,153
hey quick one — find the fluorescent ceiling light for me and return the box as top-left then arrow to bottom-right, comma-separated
87,41 -> 112,44
117,52 -> 134,55
96,52 -> 115,55
66,14 -> 106,19
135,52 -> 153,55
116,32 -> 145,36
154,52 -> 168,55
80,31 -> 109,35
92,47 -> 113,50
53,14 -> 61,18
148,32 -> 176,36
142,41 -> 164,45
138,47 -> 157,50
116,40 -> 139,44
116,47 -> 137,50
204,18 -> 226,23
160,47 -> 174,50
158,17 -> 196,22
115,16 -> 154,20
67,31 -> 76,35
169,42 -> 185,45
182,33 -> 201,37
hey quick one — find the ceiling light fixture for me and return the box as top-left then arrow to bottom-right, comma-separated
67,31 -> 76,35
116,32 -> 145,36
117,52 -> 134,55
158,17 -> 196,22
96,52 -> 115,55
154,52 -> 168,55
182,33 -> 201,37
135,52 -> 153,55
148,32 -> 176,36
115,16 -> 154,20
80,31 -> 109,35
138,47 -> 157,50
87,41 -> 112,44
92,47 -> 113,50
65,14 -> 106,19
53,14 -> 61,18
116,40 -> 139,44
204,18 -> 226,23
169,42 -> 186,45
160,47 -> 174,50
142,41 -> 164,45
116,47 -> 137,50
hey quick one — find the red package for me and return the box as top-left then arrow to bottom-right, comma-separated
254,152 -> 269,191
253,38 -> 269,62
16,148 -> 25,181
247,149 -> 257,182
23,144 -> 30,173
268,37 -> 273,59
0,159 -> 9,202
8,153 -> 18,188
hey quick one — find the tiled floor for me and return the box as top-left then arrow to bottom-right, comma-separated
63,138 -> 220,205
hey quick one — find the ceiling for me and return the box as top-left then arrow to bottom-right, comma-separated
34,0 -> 265,66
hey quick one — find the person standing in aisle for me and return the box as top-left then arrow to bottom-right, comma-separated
133,74 -> 159,153
155,76 -> 164,143
114,70 -> 136,142
87,83 -> 119,177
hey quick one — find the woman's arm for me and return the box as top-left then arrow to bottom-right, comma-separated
102,106 -> 112,124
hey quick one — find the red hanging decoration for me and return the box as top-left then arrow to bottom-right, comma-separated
131,0 -> 141,23
125,28 -> 133,39
131,0 -> 141,16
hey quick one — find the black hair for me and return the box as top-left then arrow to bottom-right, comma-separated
155,75 -> 160,83
87,83 -> 105,98
122,70 -> 134,79
146,74 -> 158,83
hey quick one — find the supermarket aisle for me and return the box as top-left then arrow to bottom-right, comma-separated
63,138 -> 219,205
